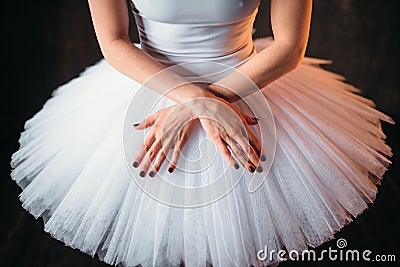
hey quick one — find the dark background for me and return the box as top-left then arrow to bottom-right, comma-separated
2,0 -> 399,266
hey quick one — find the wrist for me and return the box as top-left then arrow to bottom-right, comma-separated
167,84 -> 217,103
207,83 -> 240,103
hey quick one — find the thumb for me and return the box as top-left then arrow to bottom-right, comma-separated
133,112 -> 157,130
243,113 -> 259,125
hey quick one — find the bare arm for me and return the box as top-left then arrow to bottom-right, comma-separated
89,1 -> 266,174
208,0 -> 313,102
87,0 -> 213,102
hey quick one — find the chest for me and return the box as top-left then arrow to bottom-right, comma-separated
131,0 -> 260,24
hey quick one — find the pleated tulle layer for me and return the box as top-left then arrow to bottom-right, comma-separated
10,55 -> 394,267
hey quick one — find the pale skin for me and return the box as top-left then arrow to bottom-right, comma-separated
88,0 -> 312,177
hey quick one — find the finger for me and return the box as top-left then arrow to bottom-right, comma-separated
133,126 -> 158,167
237,126 -> 261,164
229,141 -> 253,172
148,140 -> 162,163
166,129 -> 187,173
214,137 -> 239,169
149,150 -> 167,177
132,144 -> 147,168
167,142 -> 182,173
133,128 -> 156,168
227,127 -> 258,173
234,134 -> 259,170
138,153 -> 151,177
133,111 -> 158,130
139,140 -> 162,177
143,128 -> 157,151
242,112 -> 259,126
246,126 -> 266,162
166,122 -> 195,173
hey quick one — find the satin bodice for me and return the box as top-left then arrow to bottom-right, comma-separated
130,0 -> 260,69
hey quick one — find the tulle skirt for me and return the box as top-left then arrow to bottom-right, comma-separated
10,43 -> 394,267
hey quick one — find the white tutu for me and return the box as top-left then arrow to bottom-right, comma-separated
10,51 -> 394,266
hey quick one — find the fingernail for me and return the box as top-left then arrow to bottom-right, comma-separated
149,171 -> 155,177
139,171 -> 146,177
168,167 -> 174,173
260,155 -> 266,162
133,122 -> 140,127
257,166 -> 263,173
133,162 -> 138,168
252,117 -> 259,121
249,166 -> 255,173
234,163 -> 239,169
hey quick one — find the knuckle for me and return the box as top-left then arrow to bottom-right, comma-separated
148,150 -> 156,159
220,130 -> 229,140
223,150 -> 231,158
232,147 -> 242,156
152,124 -> 161,131
174,143 -> 182,152
159,146 -> 169,155
232,128 -> 243,138
242,146 -> 251,155
141,162 -> 150,170
224,125 -> 235,134
210,132 -> 221,140
144,138 -> 153,147
153,161 -> 161,170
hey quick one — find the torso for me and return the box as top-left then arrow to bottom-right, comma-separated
130,0 -> 261,73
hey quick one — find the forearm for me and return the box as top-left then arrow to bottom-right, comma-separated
208,39 -> 305,102
208,0 -> 312,102
102,38 -> 213,103
88,0 -> 212,104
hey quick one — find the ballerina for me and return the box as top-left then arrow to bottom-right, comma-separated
11,0 -> 394,266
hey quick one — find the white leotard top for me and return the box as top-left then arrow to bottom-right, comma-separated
131,0 -> 260,69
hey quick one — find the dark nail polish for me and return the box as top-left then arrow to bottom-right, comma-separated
139,171 -> 146,177
133,122 -> 140,127
168,167 -> 174,173
257,166 -> 263,173
241,128 -> 248,138
260,155 -> 266,162
249,166 -> 255,173
252,117 -> 259,121
234,163 -> 239,169
149,171 -> 155,177
133,162 -> 138,168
